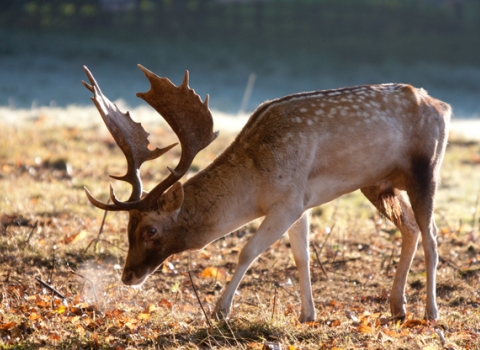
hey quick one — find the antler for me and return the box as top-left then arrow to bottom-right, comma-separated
135,65 -> 219,209
82,66 -> 176,211
83,65 -> 218,211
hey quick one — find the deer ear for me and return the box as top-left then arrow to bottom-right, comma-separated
158,182 -> 184,213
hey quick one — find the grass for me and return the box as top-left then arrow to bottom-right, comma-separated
0,109 -> 479,349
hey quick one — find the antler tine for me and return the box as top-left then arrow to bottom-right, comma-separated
83,66 -> 178,211
81,66 -> 96,93
181,70 -> 189,89
135,65 -> 219,209
84,186 -> 123,211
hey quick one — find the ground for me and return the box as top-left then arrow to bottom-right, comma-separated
0,109 -> 479,349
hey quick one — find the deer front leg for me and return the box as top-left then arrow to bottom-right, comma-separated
213,209 -> 301,320
288,211 -> 315,322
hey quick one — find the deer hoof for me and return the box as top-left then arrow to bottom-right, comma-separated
298,311 -> 316,323
212,306 -> 230,321
424,308 -> 439,321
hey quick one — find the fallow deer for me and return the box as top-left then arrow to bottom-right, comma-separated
82,65 -> 451,323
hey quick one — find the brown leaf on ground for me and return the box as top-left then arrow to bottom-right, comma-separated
0,322 -> 16,331
199,266 -> 226,279
61,229 -> 88,245
402,319 -> 428,328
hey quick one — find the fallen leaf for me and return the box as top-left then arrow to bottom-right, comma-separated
29,312 -> 41,321
381,327 -> 409,337
55,305 -> 67,314
62,230 -> 88,244
36,295 -> 50,308
159,299 -> 173,310
302,321 -> 320,328
107,308 -> 125,318
49,332 -> 60,341
0,322 -> 16,330
144,304 -> 157,313
357,324 -> 374,334
199,266 -> 226,279
124,319 -> 138,330
328,319 -> 341,327
180,304 -> 197,313
246,342 -> 263,350
69,316 -> 81,324
200,250 -> 211,259
2,164 -> 12,173
402,319 -> 427,328
327,300 -> 338,307
137,312 -> 150,321
75,323 -> 86,336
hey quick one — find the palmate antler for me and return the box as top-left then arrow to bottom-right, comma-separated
83,65 -> 218,211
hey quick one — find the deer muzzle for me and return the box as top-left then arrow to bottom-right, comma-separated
121,266 -> 150,286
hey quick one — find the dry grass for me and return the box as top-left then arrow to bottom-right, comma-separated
0,112 -> 479,349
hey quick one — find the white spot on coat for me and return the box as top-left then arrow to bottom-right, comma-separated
328,91 -> 342,96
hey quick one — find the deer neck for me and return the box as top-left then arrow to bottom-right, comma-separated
176,152 -> 261,250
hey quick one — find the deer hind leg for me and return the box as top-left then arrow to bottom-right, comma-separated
213,208 -> 302,320
287,211 -> 315,322
405,156 -> 440,321
361,185 -> 420,321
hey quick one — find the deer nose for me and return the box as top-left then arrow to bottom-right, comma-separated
122,270 -> 133,285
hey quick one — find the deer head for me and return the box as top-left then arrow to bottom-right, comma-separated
82,65 -> 218,284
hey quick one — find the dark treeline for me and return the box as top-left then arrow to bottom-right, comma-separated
1,0 -> 480,64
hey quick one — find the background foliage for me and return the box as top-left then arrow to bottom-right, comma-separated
1,0 -> 480,64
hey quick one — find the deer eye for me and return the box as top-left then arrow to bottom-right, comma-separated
146,227 -> 157,237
